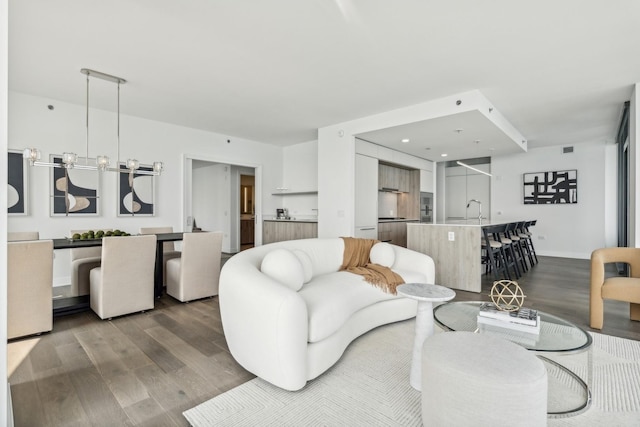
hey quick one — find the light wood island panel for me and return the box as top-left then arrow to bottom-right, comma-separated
263,220 -> 318,244
407,223 -> 482,293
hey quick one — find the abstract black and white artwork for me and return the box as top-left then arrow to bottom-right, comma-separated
50,155 -> 99,215
118,163 -> 155,216
8,150 -> 27,215
523,169 -> 577,204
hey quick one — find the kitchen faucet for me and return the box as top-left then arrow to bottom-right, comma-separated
466,199 -> 482,220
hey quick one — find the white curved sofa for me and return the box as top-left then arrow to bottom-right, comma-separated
219,238 -> 435,391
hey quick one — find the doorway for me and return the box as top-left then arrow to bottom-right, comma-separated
183,155 -> 261,254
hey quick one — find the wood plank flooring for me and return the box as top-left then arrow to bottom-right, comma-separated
9,255 -> 640,426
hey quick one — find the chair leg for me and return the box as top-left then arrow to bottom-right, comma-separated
631,303 -> 640,322
590,297 -> 604,329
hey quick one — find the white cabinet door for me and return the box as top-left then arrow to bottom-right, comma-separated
420,169 -> 434,193
355,154 -> 378,227
354,225 -> 378,239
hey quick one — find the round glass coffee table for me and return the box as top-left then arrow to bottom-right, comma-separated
433,301 -> 593,417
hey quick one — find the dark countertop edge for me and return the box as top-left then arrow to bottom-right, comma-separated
378,219 -> 420,223
263,219 -> 318,223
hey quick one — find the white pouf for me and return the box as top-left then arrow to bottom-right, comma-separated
422,331 -> 548,427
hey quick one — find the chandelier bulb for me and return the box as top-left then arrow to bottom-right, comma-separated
126,158 -> 140,171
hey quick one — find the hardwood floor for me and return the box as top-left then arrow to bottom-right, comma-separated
8,255 -> 640,426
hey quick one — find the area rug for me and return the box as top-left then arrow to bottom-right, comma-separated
184,319 -> 640,426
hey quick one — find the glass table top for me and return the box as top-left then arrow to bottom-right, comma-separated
433,301 -> 592,354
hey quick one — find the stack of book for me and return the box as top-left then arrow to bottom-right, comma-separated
477,302 -> 541,335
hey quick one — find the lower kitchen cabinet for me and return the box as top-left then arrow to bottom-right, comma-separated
378,221 -> 418,247
263,221 -> 318,244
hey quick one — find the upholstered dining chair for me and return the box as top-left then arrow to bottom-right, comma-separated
89,235 -> 157,320
7,239 -> 53,339
70,229 -> 112,296
7,231 -> 39,241
140,226 -> 182,283
166,231 -> 223,302
590,247 -> 640,329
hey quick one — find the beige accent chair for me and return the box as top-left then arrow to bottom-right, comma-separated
140,226 -> 181,283
590,247 -> 640,329
89,235 -> 157,320
166,231 -> 223,302
7,231 -> 39,241
70,229 -> 112,296
8,240 -> 53,339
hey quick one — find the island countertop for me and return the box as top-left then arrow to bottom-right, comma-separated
418,219 -> 528,226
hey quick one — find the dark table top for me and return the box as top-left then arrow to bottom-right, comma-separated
52,232 -> 185,249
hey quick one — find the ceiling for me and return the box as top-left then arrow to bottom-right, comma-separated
8,1 -> 640,159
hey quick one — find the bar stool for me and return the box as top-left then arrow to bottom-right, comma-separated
481,224 -> 512,280
495,223 -> 521,279
506,222 -> 529,273
523,220 -> 539,265
517,221 -> 536,267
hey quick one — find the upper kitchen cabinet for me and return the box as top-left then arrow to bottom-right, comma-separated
355,154 -> 379,238
379,163 -> 411,192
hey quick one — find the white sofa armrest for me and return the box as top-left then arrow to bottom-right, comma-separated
219,259 -> 309,391
390,245 -> 435,284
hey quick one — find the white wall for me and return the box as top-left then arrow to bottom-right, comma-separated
8,91 -> 282,282
492,141 -> 615,259
631,84 -> 639,247
1,0 -> 9,422
280,140 -> 318,219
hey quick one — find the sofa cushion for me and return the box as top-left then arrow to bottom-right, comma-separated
261,249 -> 305,291
298,271 -> 400,343
370,242 -> 395,267
293,249 -> 313,284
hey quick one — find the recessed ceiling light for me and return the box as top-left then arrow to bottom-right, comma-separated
441,154 -> 448,157
424,147 -> 431,151
401,138 -> 410,143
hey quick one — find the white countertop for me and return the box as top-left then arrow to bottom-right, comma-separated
409,219 -> 529,227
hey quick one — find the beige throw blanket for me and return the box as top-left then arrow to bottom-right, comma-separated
340,237 -> 405,295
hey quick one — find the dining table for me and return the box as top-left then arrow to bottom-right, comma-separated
52,232 -> 185,316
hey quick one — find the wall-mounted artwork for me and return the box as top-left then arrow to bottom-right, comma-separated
523,169 -> 577,204
8,149 -> 28,215
50,155 -> 99,216
118,163 -> 155,216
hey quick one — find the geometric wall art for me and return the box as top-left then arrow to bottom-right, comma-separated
50,154 -> 99,216
523,169 -> 577,204
8,149 -> 28,215
118,163 -> 155,216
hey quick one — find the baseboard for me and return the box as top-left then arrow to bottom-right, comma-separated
536,250 -> 590,260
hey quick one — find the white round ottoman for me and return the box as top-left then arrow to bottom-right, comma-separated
421,331 -> 548,427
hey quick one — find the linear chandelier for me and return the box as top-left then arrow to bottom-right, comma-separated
456,161 -> 492,177
23,68 -> 163,176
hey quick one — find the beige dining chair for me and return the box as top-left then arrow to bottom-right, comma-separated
70,229 -> 112,296
89,235 -> 157,320
166,231 -> 223,302
7,231 -> 40,241
7,239 -> 53,339
140,226 -> 182,283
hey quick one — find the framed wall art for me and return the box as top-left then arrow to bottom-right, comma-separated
50,154 -> 99,216
523,169 -> 577,204
118,163 -> 155,216
8,149 -> 28,215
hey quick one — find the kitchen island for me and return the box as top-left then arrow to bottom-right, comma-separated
407,220 -> 526,293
